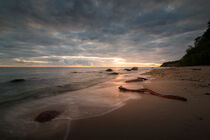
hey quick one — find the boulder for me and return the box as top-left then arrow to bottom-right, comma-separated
125,77 -> 148,83
10,79 -> 25,83
110,72 -> 119,75
72,72 -> 78,73
131,67 -> 138,70
35,110 -> 61,123
106,69 -> 113,72
124,68 -> 131,71
192,68 -> 201,70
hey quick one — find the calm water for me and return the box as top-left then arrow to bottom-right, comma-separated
0,67 -> 114,105
0,67 -> 150,140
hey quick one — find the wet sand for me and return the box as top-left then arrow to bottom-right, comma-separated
70,66 -> 210,140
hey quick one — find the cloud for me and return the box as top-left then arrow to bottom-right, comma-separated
0,0 -> 210,66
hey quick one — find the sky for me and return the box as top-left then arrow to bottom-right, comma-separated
0,0 -> 210,67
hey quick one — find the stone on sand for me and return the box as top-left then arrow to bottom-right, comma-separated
35,110 -> 61,123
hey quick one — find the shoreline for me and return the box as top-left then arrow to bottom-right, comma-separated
69,66 -> 210,140
1,66 -> 210,140
0,68 -> 146,140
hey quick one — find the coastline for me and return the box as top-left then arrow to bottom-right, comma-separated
1,66 -> 210,140
0,68 -> 144,140
70,66 -> 210,140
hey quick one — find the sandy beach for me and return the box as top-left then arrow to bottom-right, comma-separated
1,0 -> 210,139
70,66 -> 210,140
1,67 -> 210,140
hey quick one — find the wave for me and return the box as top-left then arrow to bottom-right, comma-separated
0,77 -> 112,105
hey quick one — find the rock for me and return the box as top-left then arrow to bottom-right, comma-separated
106,69 -> 112,71
200,85 -> 208,87
197,117 -> 203,120
10,79 -> 25,83
124,68 -> 131,71
72,72 -> 78,73
205,93 -> 210,95
110,72 -> 119,75
125,77 -> 148,83
35,110 -> 61,123
131,67 -> 138,70
192,68 -> 201,70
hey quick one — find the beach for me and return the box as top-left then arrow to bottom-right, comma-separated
1,0 -> 210,139
70,66 -> 210,140
0,67 -> 143,140
1,67 -> 210,140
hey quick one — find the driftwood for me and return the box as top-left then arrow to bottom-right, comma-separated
35,110 -> 61,123
119,86 -> 187,102
125,77 -> 148,83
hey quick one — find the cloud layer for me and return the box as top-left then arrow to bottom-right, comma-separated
0,0 -> 210,66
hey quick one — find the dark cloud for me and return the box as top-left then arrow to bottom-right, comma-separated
0,0 -> 210,66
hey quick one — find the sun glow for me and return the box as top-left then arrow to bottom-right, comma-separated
111,58 -> 161,67
0,56 -> 161,67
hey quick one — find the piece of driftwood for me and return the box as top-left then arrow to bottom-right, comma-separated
119,86 -> 187,102
125,77 -> 148,83
35,110 -> 62,123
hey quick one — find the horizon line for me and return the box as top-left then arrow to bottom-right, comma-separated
0,65 -> 160,68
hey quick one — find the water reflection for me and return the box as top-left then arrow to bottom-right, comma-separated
0,69 -> 142,140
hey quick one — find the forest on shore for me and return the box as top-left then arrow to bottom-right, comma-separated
161,21 -> 210,67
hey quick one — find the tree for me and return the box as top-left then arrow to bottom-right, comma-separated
161,20 -> 210,67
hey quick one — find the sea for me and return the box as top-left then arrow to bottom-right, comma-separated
0,67 -> 151,140
0,67 -> 115,105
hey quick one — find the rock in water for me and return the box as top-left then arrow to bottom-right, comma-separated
72,72 -> 78,73
35,110 -> 61,123
125,77 -> 148,83
110,72 -> 119,75
10,79 -> 25,83
124,68 -> 132,71
131,67 -> 138,70
106,69 -> 113,72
